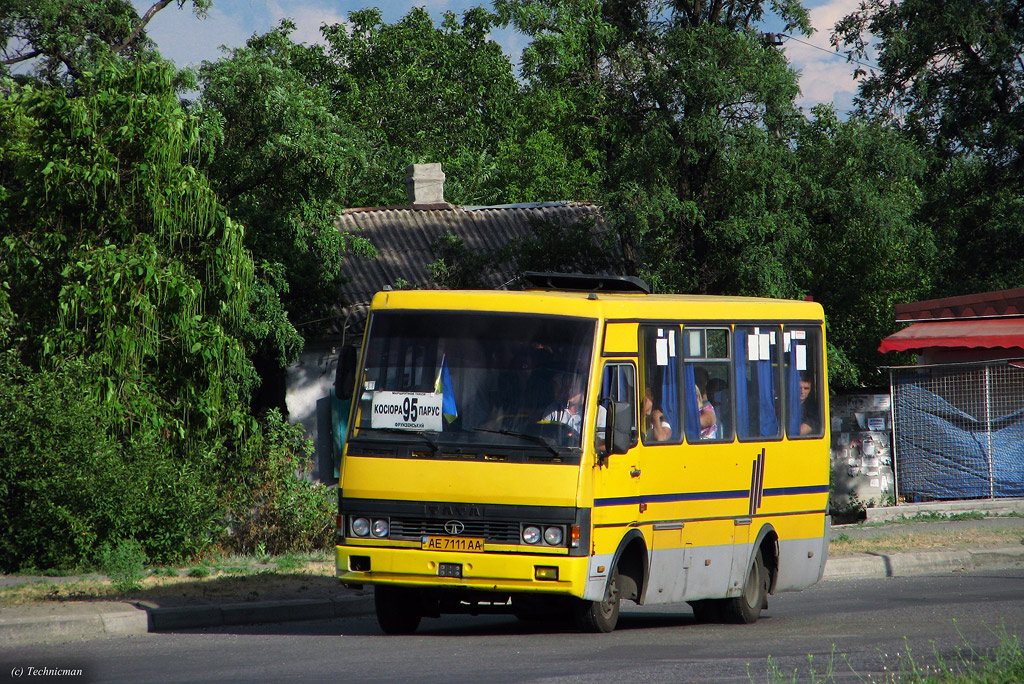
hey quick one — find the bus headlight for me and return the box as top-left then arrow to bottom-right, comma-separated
351,517 -> 371,537
544,526 -> 563,546
371,518 -> 390,538
522,525 -> 541,544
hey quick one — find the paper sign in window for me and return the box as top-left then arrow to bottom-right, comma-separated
656,338 -> 669,366
747,334 -> 759,361
688,330 -> 701,357
796,344 -> 807,371
759,334 -> 770,360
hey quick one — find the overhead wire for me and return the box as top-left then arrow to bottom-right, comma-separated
780,33 -> 880,72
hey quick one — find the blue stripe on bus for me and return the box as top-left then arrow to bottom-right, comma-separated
594,484 -> 829,508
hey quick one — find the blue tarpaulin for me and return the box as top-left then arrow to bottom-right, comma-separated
895,382 -> 1024,500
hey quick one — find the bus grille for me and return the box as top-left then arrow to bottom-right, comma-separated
388,518 -> 521,544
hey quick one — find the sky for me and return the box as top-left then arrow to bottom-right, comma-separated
134,0 -> 869,113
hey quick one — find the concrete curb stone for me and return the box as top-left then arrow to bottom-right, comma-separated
822,545 -> 1024,580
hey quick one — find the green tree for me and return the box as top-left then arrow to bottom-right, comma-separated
791,107 -> 933,386
196,21 -> 375,390
498,0 -> 812,296
834,0 -> 1024,295
0,0 -> 208,86
1,59 -> 256,439
321,6 -> 525,206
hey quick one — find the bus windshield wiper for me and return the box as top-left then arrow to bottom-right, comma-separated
472,427 -> 560,457
368,428 -> 439,455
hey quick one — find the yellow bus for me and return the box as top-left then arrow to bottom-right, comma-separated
335,273 -> 830,633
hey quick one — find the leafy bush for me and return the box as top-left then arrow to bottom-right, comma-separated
218,409 -> 334,555
97,538 -> 147,593
0,353 -> 219,571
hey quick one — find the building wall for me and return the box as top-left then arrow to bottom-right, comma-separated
830,392 -> 895,512
285,346 -> 339,483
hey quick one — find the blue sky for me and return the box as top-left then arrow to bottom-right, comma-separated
135,0 -> 866,112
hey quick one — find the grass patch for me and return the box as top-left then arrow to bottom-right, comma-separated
750,626 -> 1024,683
829,528 -> 1024,556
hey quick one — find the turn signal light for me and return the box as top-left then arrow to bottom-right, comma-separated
535,566 -> 558,581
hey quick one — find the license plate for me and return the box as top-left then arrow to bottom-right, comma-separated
422,536 -> 485,552
438,563 -> 462,578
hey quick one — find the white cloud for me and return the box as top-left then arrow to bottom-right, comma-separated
785,0 -> 867,112
265,1 -> 350,46
135,1 -> 252,67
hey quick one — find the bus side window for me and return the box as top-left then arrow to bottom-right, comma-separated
734,326 -> 782,440
640,327 -> 682,444
784,327 -> 824,438
683,327 -> 732,442
598,362 -> 637,450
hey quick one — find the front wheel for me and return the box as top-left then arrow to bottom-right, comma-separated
375,585 -> 422,635
574,568 -> 621,633
722,548 -> 768,624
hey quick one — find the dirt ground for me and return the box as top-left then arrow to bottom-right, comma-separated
0,561 -> 348,608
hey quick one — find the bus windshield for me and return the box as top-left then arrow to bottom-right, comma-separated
352,310 -> 596,451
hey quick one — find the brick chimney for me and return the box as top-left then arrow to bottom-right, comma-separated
406,163 -> 446,207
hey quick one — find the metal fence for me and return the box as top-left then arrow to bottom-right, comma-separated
889,360 -> 1024,502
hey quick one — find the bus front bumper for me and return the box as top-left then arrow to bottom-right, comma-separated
336,544 -> 588,597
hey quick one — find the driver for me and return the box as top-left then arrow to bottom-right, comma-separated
540,373 -> 584,434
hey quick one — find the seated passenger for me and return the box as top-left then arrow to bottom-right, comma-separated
643,387 -> 672,442
694,367 -> 718,440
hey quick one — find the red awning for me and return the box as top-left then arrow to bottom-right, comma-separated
879,319 -> 1024,353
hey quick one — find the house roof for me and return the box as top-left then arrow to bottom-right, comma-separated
893,287 -> 1024,322
321,200 -> 604,341
878,318 -> 1024,354
880,287 -> 1024,354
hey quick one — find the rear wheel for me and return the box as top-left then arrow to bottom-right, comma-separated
375,585 -> 422,635
574,568 -> 621,633
722,548 -> 768,624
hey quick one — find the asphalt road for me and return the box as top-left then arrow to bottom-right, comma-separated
4,569 -> 1023,684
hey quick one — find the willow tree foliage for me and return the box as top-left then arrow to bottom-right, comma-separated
1,58 -> 256,439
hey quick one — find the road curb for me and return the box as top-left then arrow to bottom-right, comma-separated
1,602 -> 149,647
823,545 -> 1024,580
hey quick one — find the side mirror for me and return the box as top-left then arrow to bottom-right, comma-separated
334,345 -> 358,401
599,398 -> 636,457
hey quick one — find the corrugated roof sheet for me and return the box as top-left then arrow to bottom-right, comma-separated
323,201 -> 603,340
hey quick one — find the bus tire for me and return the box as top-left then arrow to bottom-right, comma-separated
374,585 -> 422,635
574,568 -> 621,633
723,548 -> 767,624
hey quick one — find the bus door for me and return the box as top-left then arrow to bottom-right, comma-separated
590,361 -> 640,576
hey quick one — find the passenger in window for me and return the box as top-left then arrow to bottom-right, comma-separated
643,387 -> 672,442
694,367 -> 719,439
799,371 -> 820,436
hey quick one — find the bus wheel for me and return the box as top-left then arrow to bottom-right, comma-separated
723,549 -> 767,624
574,568 -> 620,633
374,586 -> 422,635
